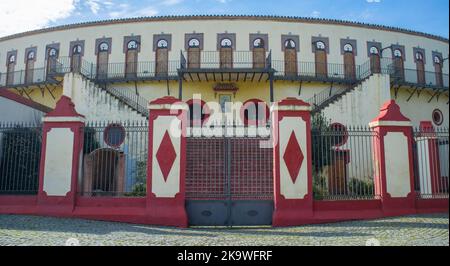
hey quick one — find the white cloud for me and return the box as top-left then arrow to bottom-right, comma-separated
0,0 -> 77,37
161,0 -> 184,6
366,0 -> 381,3
85,0 -> 101,14
311,11 -> 320,18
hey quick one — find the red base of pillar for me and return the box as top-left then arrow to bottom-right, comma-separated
272,198 -> 313,227
381,194 -> 417,216
146,198 -> 188,228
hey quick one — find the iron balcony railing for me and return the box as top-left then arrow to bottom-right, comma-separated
180,50 -> 272,70
391,68 -> 449,89
0,67 -> 55,88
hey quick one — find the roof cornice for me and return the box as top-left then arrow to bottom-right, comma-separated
0,15 -> 448,43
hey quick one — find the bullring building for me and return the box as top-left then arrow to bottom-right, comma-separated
0,16 -> 448,227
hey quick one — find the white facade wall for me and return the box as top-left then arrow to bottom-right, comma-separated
0,96 -> 44,124
0,18 -> 448,74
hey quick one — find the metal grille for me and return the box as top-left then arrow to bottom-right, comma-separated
0,122 -> 42,195
312,125 -> 380,200
81,121 -> 148,197
413,127 -> 449,199
186,136 -> 273,200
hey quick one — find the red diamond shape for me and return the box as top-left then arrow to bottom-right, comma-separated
156,131 -> 177,182
283,131 -> 304,183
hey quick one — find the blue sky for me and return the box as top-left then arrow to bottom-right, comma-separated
0,0 -> 449,38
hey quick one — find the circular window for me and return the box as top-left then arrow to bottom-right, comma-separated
285,39 -> 296,49
432,109 -> 443,126
104,123 -> 126,147
330,123 -> 348,147
316,41 -> 326,50
157,39 -> 168,48
49,48 -> 58,57
369,46 -> 379,55
99,42 -> 109,52
127,40 -> 138,50
188,38 -> 200,48
394,49 -> 402,58
220,38 -> 233,48
343,43 -> 353,53
253,38 -> 264,48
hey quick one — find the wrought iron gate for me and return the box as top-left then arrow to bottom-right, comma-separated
185,136 -> 273,226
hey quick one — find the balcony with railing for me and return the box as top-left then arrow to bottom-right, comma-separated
391,68 -> 449,90
0,67 -> 60,89
179,50 -> 273,82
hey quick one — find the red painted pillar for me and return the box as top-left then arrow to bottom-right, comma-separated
37,96 -> 85,214
416,121 -> 441,195
369,100 -> 416,215
146,96 -> 188,227
271,98 -> 313,226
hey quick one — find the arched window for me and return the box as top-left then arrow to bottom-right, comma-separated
394,49 -> 402,58
73,45 -> 82,55
99,42 -> 109,52
8,55 -> 15,64
316,41 -> 326,50
285,39 -> 296,49
369,46 -> 379,55
127,40 -> 138,50
415,52 -> 424,61
27,51 -> 35,60
241,99 -> 270,126
188,38 -> 200,48
48,48 -> 58,57
220,38 -> 233,48
434,56 -> 441,64
157,39 -> 168,49
253,38 -> 264,48
343,43 -> 353,53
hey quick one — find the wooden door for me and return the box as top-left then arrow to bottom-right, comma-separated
155,48 -> 168,76
97,51 -> 109,80
253,47 -> 266,69
435,64 -> 443,87
125,50 -> 138,78
188,47 -> 201,69
71,54 -> 81,73
394,57 -> 404,81
220,47 -> 233,69
344,52 -> 356,80
416,60 -> 425,85
284,48 -> 298,76
370,54 -> 381,74
46,57 -> 57,78
25,60 -> 34,84
315,50 -> 328,78
6,63 -> 15,86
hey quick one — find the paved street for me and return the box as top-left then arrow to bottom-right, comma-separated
0,213 -> 448,246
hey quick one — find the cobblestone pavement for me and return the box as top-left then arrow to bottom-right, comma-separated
0,213 -> 448,246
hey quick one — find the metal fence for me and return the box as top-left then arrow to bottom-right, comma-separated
80,121 -> 148,197
0,122 -> 42,195
185,127 -> 273,200
413,127 -> 449,199
311,125 -> 380,200
181,50 -> 272,70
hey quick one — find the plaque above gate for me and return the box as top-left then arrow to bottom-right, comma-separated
213,83 -> 238,97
